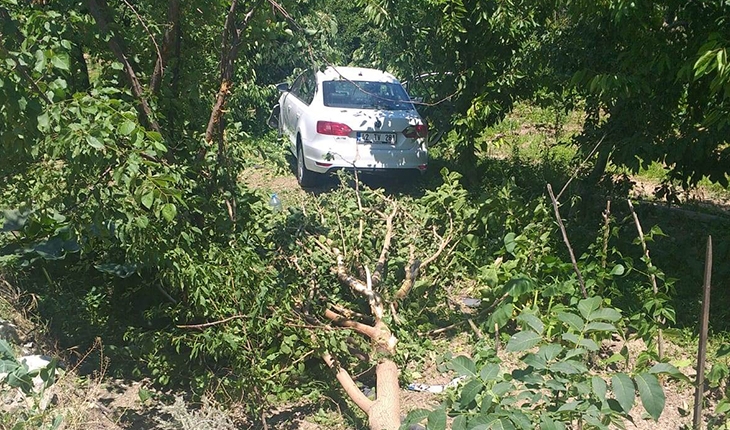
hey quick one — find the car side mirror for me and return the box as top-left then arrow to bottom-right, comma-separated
276,82 -> 290,92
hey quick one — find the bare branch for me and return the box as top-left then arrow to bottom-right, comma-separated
323,309 -> 377,339
331,304 -> 374,324
120,0 -> 162,75
333,247 -> 384,321
547,183 -> 587,299
555,134 -> 606,202
627,199 -> 663,359
371,202 -> 397,287
176,314 -> 248,330
395,220 -> 454,301
321,351 -> 373,413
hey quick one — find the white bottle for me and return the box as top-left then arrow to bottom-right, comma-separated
269,193 -> 282,213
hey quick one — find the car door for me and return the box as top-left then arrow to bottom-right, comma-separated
282,74 -> 305,151
288,72 -> 316,147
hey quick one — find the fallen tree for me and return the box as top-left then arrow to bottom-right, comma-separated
296,183 -> 457,430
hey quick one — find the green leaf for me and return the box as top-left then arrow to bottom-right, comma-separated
611,373 -> 635,413
141,192 -> 154,209
635,372 -> 665,421
37,112 -> 50,131
537,344 -> 563,361
452,355 -> 476,376
146,131 -> 163,142
504,232 -> 517,253
0,360 -> 20,373
488,418 -> 516,430
0,340 -> 16,361
557,312 -> 584,332
491,381 -> 513,397
452,415 -> 467,430
138,387 -> 153,402
577,297 -> 602,319
488,303 -> 513,331
517,312 -> 544,335
716,398 -> 730,415
557,400 -> 580,412
587,308 -> 622,322
540,413 -> 566,430
86,134 -> 105,150
95,263 -> 137,278
427,408 -> 447,430
578,338 -> 599,352
119,120 -> 136,136
1,208 -> 30,232
504,277 -> 535,297
648,363 -> 689,382
480,363 -> 501,381
402,408 -> 429,427
459,379 -> 483,408
161,203 -> 177,221
51,52 -> 70,70
592,376 -> 607,402
610,264 -> 625,276
550,360 -> 585,374
506,331 -> 541,352
584,322 -> 616,333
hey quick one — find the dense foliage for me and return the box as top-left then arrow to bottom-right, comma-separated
1,0 -> 730,428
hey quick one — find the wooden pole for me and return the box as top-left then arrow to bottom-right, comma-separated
693,235 -> 713,429
547,184 -> 587,298
627,199 -> 664,360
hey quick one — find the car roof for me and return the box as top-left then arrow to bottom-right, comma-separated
318,66 -> 400,84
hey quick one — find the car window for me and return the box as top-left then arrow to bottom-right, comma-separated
298,73 -> 316,105
323,80 -> 413,110
289,73 -> 305,98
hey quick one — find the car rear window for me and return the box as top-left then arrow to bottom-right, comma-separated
323,80 -> 413,110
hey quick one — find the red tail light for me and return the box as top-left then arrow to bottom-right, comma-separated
317,121 -> 352,136
403,124 -> 428,138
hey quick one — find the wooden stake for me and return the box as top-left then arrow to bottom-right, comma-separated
693,235 -> 713,430
627,199 -> 664,360
547,184 -> 587,298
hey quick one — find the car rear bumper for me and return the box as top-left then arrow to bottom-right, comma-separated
302,138 -> 428,173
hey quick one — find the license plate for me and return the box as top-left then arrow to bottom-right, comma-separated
356,132 -> 396,144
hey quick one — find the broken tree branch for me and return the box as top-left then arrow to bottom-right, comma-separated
321,351 -> 373,413
176,314 -> 248,330
323,309 -> 377,339
333,247 -> 384,321
395,219 -> 454,300
371,202 -> 397,287
203,0 -> 259,145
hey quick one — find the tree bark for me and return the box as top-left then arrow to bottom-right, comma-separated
203,1 -> 258,145
87,0 -> 161,134
150,0 -> 180,96
368,359 -> 401,430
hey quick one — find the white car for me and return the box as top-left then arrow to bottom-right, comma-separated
274,66 -> 428,187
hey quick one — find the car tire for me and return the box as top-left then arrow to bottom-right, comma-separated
296,141 -> 320,188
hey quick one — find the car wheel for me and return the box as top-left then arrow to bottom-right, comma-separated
296,142 -> 320,188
